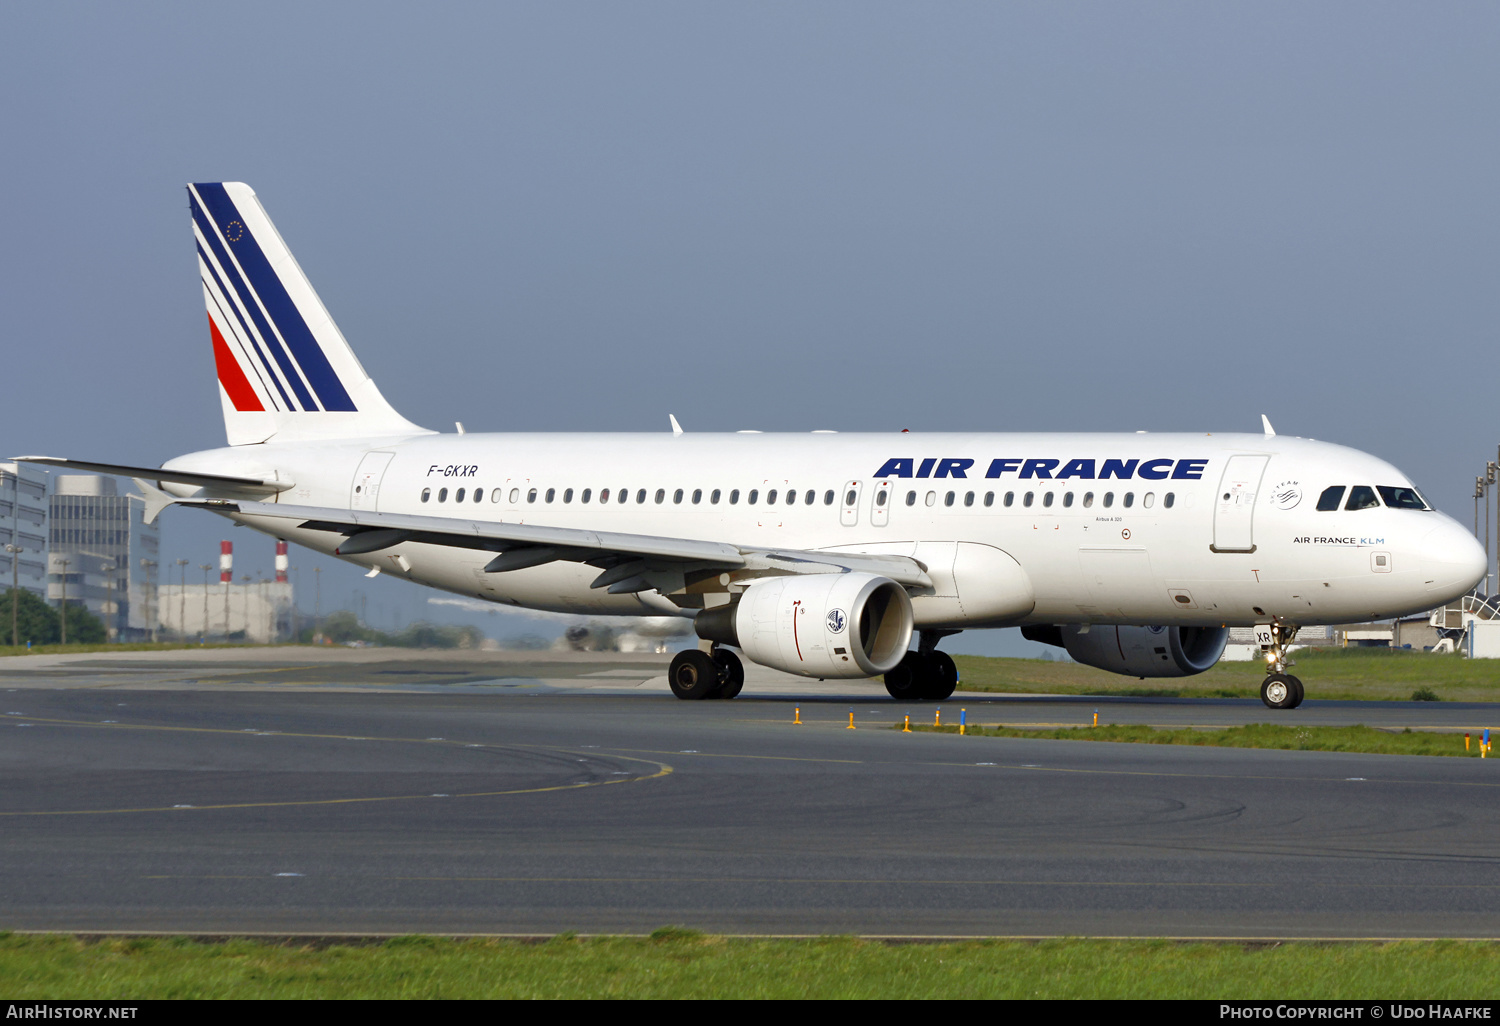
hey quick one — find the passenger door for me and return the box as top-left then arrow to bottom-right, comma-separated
349,451 -> 396,511
1211,454 -> 1270,553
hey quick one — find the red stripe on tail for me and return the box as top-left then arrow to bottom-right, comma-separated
209,314 -> 264,412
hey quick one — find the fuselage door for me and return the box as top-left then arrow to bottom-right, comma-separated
350,451 -> 396,511
870,480 -> 891,527
1211,454 -> 1270,553
840,480 -> 862,527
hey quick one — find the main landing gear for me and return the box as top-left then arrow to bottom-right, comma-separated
1260,621 -> 1305,710
668,645 -> 745,700
883,630 -> 960,701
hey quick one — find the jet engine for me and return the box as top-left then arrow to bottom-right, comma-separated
1024,624 -> 1229,678
696,573 -> 913,679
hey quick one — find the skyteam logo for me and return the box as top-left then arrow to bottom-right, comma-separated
826,608 -> 847,634
873,457 -> 1209,481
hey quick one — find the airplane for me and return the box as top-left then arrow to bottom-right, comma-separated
16,182 -> 1487,708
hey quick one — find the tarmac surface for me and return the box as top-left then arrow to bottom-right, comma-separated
0,647 -> 1497,938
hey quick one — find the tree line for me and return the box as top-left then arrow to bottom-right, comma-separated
0,588 -> 106,646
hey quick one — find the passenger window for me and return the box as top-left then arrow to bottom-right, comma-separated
599,488 -> 609,503
1316,486 -> 1346,511
1103,492 -> 1114,508
825,490 -> 836,505
510,487 -> 520,503
875,488 -> 888,506
925,491 -> 936,507
730,489 -> 740,505
785,489 -> 795,505
618,488 -> 627,504
984,491 -> 994,507
711,489 -> 721,504
749,489 -> 759,505
805,490 -> 815,505
421,488 -> 431,503
545,488 -> 555,503
845,489 -> 857,506
490,488 -> 502,503
1123,492 -> 1134,508
767,489 -> 778,504
1004,492 -> 1014,507
673,489 -> 684,504
1346,485 -> 1380,511
475,488 -> 484,503
906,491 -> 917,506
637,489 -> 647,504
1082,492 -> 1093,508
438,488 -> 448,502
1378,486 -> 1429,510
1063,492 -> 1073,508
964,491 -> 975,507
563,488 -> 573,503
527,488 -> 537,503
581,488 -> 591,503
944,491 -> 955,507
1164,492 -> 1174,508
1023,492 -> 1034,508
692,489 -> 702,504
1142,492 -> 1154,508
455,488 -> 466,503
1043,492 -> 1054,508
655,489 -> 665,504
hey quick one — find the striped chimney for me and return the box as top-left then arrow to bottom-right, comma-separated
275,540 -> 289,583
219,541 -> 233,583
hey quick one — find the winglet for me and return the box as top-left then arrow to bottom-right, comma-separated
669,414 -> 684,437
1261,414 -> 1276,437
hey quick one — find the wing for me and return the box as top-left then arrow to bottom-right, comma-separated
183,499 -> 934,593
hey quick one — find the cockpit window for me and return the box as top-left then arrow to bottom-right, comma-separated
1378,485 -> 1431,510
1345,485 -> 1380,511
1316,486 -> 1345,511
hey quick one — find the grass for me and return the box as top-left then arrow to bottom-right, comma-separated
0,642 -> 272,658
1,933 -> 1498,999
906,721 -> 1493,757
954,647 -> 1500,702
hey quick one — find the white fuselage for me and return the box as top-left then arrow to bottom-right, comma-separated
162,430 -> 1486,631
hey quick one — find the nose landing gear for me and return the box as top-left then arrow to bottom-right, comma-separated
1260,621 -> 1304,709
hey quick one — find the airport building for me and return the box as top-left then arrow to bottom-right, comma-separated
158,580 -> 296,643
0,461 -> 50,601
47,475 -> 160,640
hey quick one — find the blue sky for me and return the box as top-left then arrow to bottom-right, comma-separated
3,2 -> 1498,653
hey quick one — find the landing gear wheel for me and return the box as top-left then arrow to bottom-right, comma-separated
1287,675 -> 1305,709
923,651 -> 958,701
1261,673 -> 1298,710
711,648 -> 745,700
669,649 -> 720,700
884,652 -> 927,701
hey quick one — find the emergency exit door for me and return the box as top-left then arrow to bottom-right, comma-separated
1211,454 -> 1269,553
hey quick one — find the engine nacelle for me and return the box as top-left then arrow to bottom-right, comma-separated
696,573 -> 913,679
1047,624 -> 1228,678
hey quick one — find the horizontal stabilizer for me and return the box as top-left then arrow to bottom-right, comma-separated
12,456 -> 291,492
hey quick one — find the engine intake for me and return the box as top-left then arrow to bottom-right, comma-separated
696,573 -> 913,679
1039,624 -> 1228,678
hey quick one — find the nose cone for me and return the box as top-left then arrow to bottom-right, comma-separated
1420,518 -> 1488,603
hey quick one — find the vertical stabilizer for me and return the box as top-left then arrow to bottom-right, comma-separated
188,182 -> 431,445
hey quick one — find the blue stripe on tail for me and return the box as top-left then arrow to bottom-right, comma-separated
190,195 -> 315,411
191,184 -> 358,412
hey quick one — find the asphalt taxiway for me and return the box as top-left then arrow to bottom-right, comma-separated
0,648 -> 1496,938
